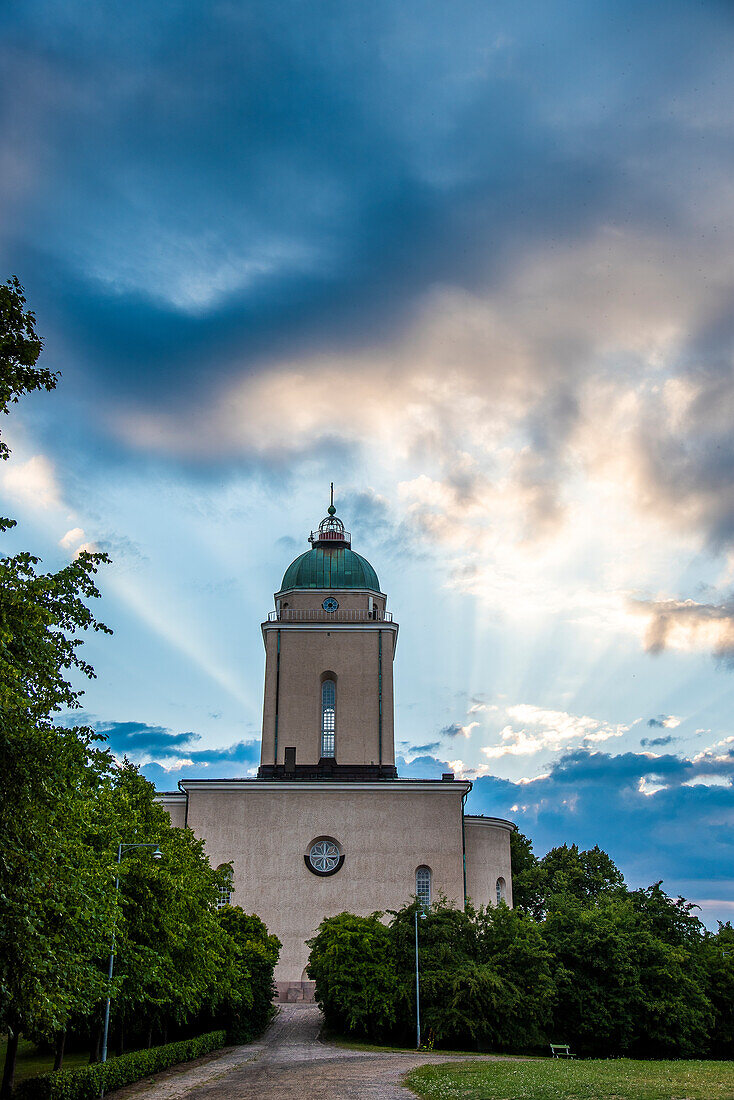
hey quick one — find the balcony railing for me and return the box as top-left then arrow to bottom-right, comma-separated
266,608 -> 393,623
309,528 -> 351,546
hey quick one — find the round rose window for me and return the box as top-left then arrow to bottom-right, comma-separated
305,837 -> 344,876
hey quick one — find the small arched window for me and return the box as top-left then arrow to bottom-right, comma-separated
496,876 -> 506,907
416,865 -> 432,909
321,679 -> 336,757
216,865 -> 233,910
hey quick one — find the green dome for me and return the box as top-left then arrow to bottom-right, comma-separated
280,545 -> 380,593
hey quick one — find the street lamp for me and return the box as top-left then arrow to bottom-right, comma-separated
414,906 -> 427,1050
101,843 -> 163,1066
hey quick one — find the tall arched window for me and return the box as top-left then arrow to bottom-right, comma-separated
321,679 -> 336,757
496,876 -> 506,907
416,865 -> 432,909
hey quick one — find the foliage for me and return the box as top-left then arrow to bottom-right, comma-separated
307,912 -> 398,1040
542,894 -> 712,1057
0,1040 -> 87,1086
308,884 -> 723,1057
702,922 -> 734,1058
0,276 -> 54,462
13,1031 -> 226,1100
198,908 -> 281,1042
0,279 -> 279,1095
405,1058 -> 734,1100
508,828 -> 538,911
630,880 -> 706,946
514,839 -> 627,919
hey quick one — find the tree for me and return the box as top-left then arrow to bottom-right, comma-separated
542,895 -> 712,1056
702,922 -> 734,1058
630,881 -> 706,947
210,909 -> 281,1042
0,278 -> 114,1096
0,276 -> 55,461
90,764 -> 239,1054
473,903 -> 554,1051
307,912 -> 398,1040
508,828 -> 542,913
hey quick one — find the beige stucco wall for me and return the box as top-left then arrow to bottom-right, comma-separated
464,816 -> 514,909
181,780 -> 468,982
158,794 -> 187,829
260,613 -> 397,768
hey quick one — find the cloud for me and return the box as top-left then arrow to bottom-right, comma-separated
479,704 -> 629,760
641,734 -> 677,748
469,748 -> 734,923
633,596 -> 734,667
97,720 -> 201,755
96,720 -> 260,779
59,526 -> 85,549
647,715 -> 681,729
440,722 -> 479,740
2,454 -> 63,510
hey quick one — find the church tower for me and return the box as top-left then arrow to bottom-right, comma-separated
258,493 -> 398,779
157,490 -> 514,999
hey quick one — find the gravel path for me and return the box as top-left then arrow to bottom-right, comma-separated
112,1004 -> 517,1100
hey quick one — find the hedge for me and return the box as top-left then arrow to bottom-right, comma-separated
14,1031 -> 227,1100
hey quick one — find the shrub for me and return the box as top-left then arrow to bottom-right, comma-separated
307,912 -> 397,1040
14,1031 -> 226,1100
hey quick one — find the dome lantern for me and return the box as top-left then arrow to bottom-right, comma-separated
278,488 -> 381,594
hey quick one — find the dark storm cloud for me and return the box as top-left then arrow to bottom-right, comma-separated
469,749 -> 734,916
98,719 -> 260,774
3,0 -> 733,411
641,734 -> 676,747
440,723 -> 465,738
140,739 -> 262,788
98,720 -> 200,753
392,744 -> 734,917
394,754 -> 450,780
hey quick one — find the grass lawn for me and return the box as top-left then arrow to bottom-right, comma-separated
0,1037 -> 89,1083
405,1058 -> 734,1100
323,1031 -> 527,1059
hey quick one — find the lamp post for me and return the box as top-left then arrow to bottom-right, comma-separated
414,907 -> 427,1050
101,842 -> 163,1066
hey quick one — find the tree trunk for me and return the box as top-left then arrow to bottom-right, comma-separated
53,1030 -> 66,1071
89,1021 -> 102,1063
146,1022 -> 154,1049
1,1028 -> 19,1100
117,1020 -> 125,1057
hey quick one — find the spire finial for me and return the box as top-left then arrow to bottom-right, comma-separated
328,482 -> 336,515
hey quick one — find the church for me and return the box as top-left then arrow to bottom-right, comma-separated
158,497 -> 514,1001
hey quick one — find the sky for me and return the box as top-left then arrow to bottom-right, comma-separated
2,0 -> 734,925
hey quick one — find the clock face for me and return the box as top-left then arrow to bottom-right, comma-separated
322,596 -> 339,612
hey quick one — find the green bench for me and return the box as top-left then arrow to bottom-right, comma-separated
550,1043 -> 575,1058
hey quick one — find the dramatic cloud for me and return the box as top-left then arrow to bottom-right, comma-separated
96,720 -> 260,781
417,745 -> 734,923
98,719 -> 201,755
3,1 -> 734,926
445,703 -> 633,762
2,454 -> 63,510
633,596 -> 734,667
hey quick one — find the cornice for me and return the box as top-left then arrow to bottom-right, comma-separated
175,778 -> 472,794
464,814 -> 516,832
